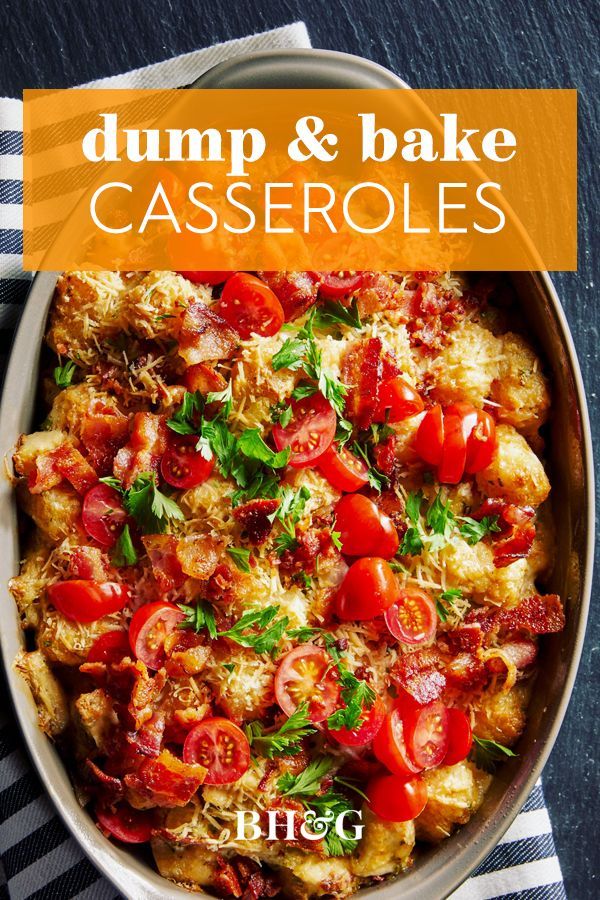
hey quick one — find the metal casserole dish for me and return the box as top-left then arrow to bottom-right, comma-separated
0,50 -> 593,900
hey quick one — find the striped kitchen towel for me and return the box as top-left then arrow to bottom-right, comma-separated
0,22 -> 566,900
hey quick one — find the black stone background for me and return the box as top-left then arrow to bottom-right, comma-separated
1,0 -> 598,896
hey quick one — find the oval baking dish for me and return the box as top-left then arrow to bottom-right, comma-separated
0,50 -> 593,900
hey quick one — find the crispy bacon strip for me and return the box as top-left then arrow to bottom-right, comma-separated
473,498 -> 536,568
354,272 -> 411,318
66,546 -> 112,581
85,759 -> 124,796
142,534 -> 186,591
176,534 -> 222,580
341,337 -> 383,429
184,362 -> 227,394
390,647 -> 446,704
124,749 -> 206,807
81,400 -> 129,476
29,444 -> 98,495
126,713 -> 165,758
113,412 -> 167,488
178,302 -> 237,365
279,528 -> 332,576
257,271 -> 320,321
466,593 -> 565,636
233,498 -> 280,545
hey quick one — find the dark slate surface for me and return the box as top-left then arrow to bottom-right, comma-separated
2,0 -> 599,896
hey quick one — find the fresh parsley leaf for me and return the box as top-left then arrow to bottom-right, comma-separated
271,336 -> 307,371
179,601 -> 218,639
230,470 -> 281,507
237,428 -> 290,469
245,703 -> 316,758
314,793 -> 361,856
470,735 -> 517,773
459,515 -> 501,545
206,381 -> 233,415
278,756 -> 334,797
219,605 -> 289,655
335,417 -> 354,447
426,491 -> 456,550
122,473 -> 184,534
436,588 -> 462,622
405,490 -> 424,525
327,671 -> 376,731
331,530 -> 342,551
300,572 -> 313,589
53,359 -> 76,389
400,526 -> 424,556
270,401 -> 293,428
223,662 -> 235,673
111,524 -> 138,567
200,417 -> 239,480
314,298 -> 362,329
167,390 -> 205,435
370,422 -> 395,444
227,546 -> 252,573
352,441 -> 388,492
272,486 -> 311,556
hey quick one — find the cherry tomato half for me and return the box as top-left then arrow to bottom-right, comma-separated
82,483 -> 129,548
160,433 -> 214,490
336,558 -> 400,621
96,802 -> 154,843
373,708 -> 423,776
415,405 -> 444,466
318,443 -> 369,492
178,271 -> 232,285
272,393 -> 336,468
327,697 -> 385,747
443,708 -> 473,766
129,601 -> 185,670
415,403 -> 496,484
438,403 -> 478,485
47,580 -> 130,623
87,630 -> 131,664
183,717 -> 250,785
464,408 -> 497,473
334,494 -> 399,559
403,700 -> 449,769
383,588 -> 437,645
274,644 -> 340,723
318,272 -> 364,299
217,273 -> 285,339
376,376 -> 424,424
367,774 -> 428,822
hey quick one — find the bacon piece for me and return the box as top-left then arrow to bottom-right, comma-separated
257,271 -> 320,321
443,652 -> 487,692
124,749 -> 206,807
486,640 -> 537,674
176,534 -> 222,580
443,623 -> 484,655
113,412 -> 167,488
85,759 -> 124,796
230,857 -> 280,900
391,648 -> 446,704
341,337 -> 384,429
372,436 -> 397,477
354,272 -> 412,318
142,534 -> 186,592
29,444 -> 98,495
472,498 -> 536,568
279,528 -> 332,576
233,498 -> 280,545
66,546 -> 112,581
164,630 -> 210,677
466,593 -> 565,637
371,488 -> 406,533
214,856 -> 242,899
405,282 -> 467,352
81,400 -> 129,476
184,362 -> 227,394
178,302 -> 237,365
126,713 -> 165,757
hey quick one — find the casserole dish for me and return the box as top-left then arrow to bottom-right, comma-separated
0,50 -> 593,900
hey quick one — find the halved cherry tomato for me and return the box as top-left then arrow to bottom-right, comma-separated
178,271 -> 231,285
272,393 -> 336,468
403,700 -> 449,769
336,557 -> 400,621
384,588 -> 437,645
217,272 -> 285,339
129,601 -> 185,670
415,405 -> 444,466
366,774 -> 428,822
318,272 -> 364,299
96,802 -> 154,843
47,580 -> 130,623
464,407 -> 496,473
438,403 -> 479,484
318,443 -> 369,492
183,717 -> 250,784
274,644 -> 340,723
334,494 -> 399,558
327,697 -> 385,747
373,708 -> 423,776
82,483 -> 129,548
443,708 -> 473,766
87,630 -> 131,664
376,376 -> 424,423
160,434 -> 214,490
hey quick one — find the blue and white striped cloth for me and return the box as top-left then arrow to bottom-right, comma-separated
0,22 -> 566,900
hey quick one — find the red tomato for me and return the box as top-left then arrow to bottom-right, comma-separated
47,580 -> 130,623
318,272 -> 363,299
217,272 -> 285,339
438,403 -> 479,484
160,434 -> 214,489
383,588 -> 437,645
373,708 -> 422,776
129,601 -> 186,670
376,376 -> 424,423
328,697 -> 385,747
403,700 -> 449,769
464,408 -> 496,473
183,717 -> 250,785
334,494 -> 399,558
318,443 -> 369,492
82,484 -> 129,548
87,630 -> 131,664
178,271 -> 232,285
443,708 -> 473,766
274,645 -> 340,723
367,774 -> 428,822
336,558 -> 400,621
96,802 -> 154,843
272,393 -> 336,468
415,405 -> 444,466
